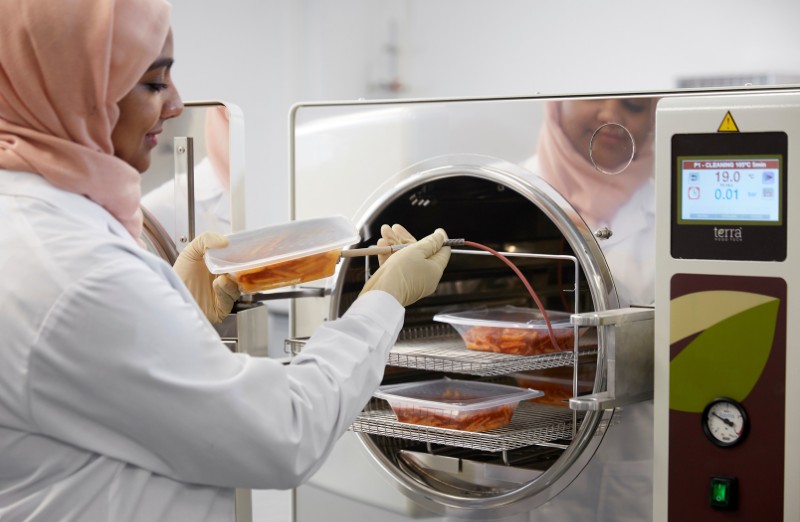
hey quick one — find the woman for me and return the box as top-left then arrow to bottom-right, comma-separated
0,1 -> 450,520
522,98 -> 657,307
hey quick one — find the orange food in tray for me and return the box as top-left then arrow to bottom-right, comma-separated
518,377 -> 581,407
434,306 -> 581,356
512,360 -> 596,407
393,402 -> 516,432
375,378 -> 542,433
232,249 -> 341,293
203,216 -> 360,293
463,325 -> 575,356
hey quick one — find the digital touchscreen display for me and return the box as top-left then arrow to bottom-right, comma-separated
677,156 -> 782,225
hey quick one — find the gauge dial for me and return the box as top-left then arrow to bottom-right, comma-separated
702,398 -> 749,447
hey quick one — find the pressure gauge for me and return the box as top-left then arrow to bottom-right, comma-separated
702,398 -> 749,448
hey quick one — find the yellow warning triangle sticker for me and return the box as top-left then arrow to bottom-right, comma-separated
718,111 -> 739,132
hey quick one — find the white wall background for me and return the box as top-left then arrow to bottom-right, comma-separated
170,0 -> 800,232
167,1 -> 800,520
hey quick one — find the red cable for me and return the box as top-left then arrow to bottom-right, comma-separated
462,240 -> 561,352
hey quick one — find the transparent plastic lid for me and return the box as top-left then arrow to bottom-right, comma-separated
374,377 -> 543,412
433,306 -> 573,330
511,372 -> 592,386
203,215 -> 360,275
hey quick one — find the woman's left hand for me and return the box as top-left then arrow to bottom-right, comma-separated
173,232 -> 240,324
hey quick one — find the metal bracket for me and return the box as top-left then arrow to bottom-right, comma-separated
569,307 -> 654,411
241,287 -> 326,303
173,136 -> 195,247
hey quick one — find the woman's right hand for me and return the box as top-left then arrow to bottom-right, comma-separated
360,227 -> 450,307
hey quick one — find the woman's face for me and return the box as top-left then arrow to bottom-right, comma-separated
111,30 -> 183,173
559,98 -> 656,170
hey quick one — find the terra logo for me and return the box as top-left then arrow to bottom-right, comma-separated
713,227 -> 743,242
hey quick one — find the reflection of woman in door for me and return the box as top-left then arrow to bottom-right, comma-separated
521,98 -> 657,308
142,105 -> 231,240
521,98 -> 657,522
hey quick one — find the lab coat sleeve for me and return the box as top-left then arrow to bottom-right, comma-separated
25,248 -> 404,490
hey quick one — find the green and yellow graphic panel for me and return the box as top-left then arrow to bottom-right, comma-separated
670,290 -> 779,412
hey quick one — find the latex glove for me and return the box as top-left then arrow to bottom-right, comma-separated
173,232 -> 241,324
376,223 -> 416,266
360,228 -> 451,307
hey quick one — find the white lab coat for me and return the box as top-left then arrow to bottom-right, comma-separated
0,170 -> 403,521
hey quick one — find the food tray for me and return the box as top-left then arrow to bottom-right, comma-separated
351,402 -> 580,452
375,378 -> 543,433
204,216 -> 359,293
511,374 -> 591,408
434,306 -> 582,356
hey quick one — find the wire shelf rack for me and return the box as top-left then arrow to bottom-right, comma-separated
390,327 -> 595,377
350,402 -> 579,453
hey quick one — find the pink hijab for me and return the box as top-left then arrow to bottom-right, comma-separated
204,105 -> 231,187
535,101 -> 654,227
0,0 -> 172,243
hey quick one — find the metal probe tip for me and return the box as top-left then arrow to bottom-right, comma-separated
390,238 -> 464,250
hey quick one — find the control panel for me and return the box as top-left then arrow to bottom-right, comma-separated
655,92 -> 800,521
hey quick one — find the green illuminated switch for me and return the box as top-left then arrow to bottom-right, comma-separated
709,476 -> 738,510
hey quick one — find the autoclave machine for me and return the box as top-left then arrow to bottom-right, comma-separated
286,87 -> 800,521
